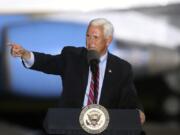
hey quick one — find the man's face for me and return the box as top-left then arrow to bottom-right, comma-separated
86,25 -> 111,56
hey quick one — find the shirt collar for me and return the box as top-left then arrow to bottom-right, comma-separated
100,51 -> 108,63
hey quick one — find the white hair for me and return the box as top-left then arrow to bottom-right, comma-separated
89,18 -> 114,38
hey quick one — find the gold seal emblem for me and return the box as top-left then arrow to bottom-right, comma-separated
79,104 -> 109,134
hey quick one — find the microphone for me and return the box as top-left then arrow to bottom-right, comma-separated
87,50 -> 100,74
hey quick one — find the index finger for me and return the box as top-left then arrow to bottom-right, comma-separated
7,42 -> 15,47
7,43 -> 20,48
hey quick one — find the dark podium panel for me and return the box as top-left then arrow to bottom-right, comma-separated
44,108 -> 142,135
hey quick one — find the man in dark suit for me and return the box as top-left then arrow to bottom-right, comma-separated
10,18 -> 145,124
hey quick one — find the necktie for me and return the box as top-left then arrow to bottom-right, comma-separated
87,65 -> 99,105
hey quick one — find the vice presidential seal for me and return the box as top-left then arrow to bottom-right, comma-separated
79,104 -> 109,134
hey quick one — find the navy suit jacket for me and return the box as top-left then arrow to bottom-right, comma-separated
29,46 -> 143,110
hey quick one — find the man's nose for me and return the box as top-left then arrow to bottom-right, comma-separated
89,36 -> 95,44
89,44 -> 96,48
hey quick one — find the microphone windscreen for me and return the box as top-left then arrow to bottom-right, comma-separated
87,50 -> 100,64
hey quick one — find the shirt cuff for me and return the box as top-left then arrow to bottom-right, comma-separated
22,52 -> 35,68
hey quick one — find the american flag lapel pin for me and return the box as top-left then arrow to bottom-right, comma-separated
108,69 -> 112,73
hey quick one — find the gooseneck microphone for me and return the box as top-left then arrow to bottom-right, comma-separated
87,50 -> 100,74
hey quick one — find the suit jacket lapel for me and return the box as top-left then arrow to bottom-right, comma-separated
100,53 -> 114,106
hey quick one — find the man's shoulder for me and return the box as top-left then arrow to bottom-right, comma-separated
62,46 -> 86,54
109,53 -> 131,69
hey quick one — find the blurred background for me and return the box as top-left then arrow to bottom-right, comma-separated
0,0 -> 180,135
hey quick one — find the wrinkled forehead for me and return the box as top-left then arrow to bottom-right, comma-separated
86,25 -> 104,35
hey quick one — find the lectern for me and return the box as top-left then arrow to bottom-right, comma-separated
43,108 -> 142,135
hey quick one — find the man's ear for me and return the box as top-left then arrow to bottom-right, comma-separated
106,36 -> 113,47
